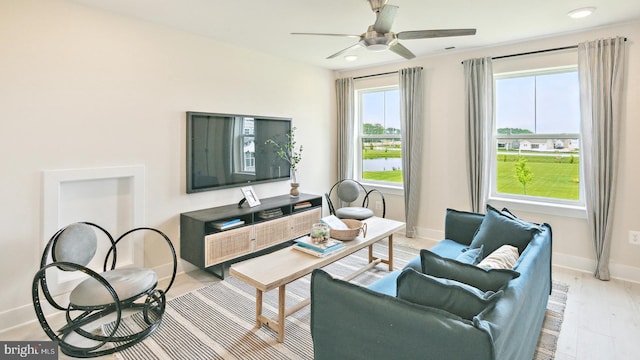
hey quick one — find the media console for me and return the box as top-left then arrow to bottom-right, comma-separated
180,193 -> 322,278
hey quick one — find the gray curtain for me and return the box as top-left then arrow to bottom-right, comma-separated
399,67 -> 424,238
578,37 -> 626,281
463,57 -> 493,213
336,77 -> 354,180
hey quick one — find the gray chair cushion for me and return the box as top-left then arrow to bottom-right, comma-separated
54,223 -> 97,269
335,207 -> 374,220
70,267 -> 158,307
336,180 -> 360,203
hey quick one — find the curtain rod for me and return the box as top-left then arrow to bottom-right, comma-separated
353,67 -> 423,80
462,37 -> 628,64
354,71 -> 397,80
492,44 -> 577,60
459,45 -> 576,64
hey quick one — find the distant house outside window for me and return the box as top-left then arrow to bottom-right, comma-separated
492,66 -> 582,205
355,86 -> 403,188
241,118 -> 255,172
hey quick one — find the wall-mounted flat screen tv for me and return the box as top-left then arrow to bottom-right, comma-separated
186,111 -> 292,193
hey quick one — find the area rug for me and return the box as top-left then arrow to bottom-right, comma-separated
107,243 -> 568,360
535,281 -> 569,360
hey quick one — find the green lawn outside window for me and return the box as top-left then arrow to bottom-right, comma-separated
496,153 -> 580,200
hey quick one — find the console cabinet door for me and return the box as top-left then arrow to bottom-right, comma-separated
289,208 -> 321,239
254,217 -> 291,250
205,226 -> 253,267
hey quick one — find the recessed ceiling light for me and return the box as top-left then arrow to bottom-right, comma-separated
568,7 -> 596,19
344,55 -> 358,62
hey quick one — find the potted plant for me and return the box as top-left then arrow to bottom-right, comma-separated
265,127 -> 303,197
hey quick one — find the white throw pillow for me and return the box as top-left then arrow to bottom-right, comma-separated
477,245 -> 519,270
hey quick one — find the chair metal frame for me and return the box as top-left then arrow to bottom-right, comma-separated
325,179 -> 386,218
32,222 -> 177,358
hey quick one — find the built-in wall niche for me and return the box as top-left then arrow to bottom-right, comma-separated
42,165 -> 145,295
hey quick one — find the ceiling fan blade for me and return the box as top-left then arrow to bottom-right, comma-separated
291,32 -> 360,38
373,5 -> 398,34
327,43 -> 363,59
389,42 -> 415,59
397,29 -> 477,40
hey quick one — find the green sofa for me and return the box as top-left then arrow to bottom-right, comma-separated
310,207 -> 552,360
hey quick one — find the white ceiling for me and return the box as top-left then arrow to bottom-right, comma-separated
70,0 -> 640,71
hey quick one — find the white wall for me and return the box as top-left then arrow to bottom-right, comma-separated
0,0 -> 335,331
338,21 -> 640,282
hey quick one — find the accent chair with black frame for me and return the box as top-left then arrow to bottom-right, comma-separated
325,179 -> 386,220
32,222 -> 177,358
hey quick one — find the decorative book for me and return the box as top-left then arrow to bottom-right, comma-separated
211,219 -> 245,230
293,243 -> 345,257
294,201 -> 312,209
258,208 -> 284,219
295,235 -> 344,253
320,215 -> 349,230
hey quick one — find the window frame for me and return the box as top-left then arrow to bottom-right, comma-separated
489,65 -> 586,217
234,117 -> 256,175
354,84 -> 404,193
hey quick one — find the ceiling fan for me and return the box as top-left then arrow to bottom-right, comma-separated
291,0 -> 476,60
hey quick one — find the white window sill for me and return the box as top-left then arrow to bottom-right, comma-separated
488,197 -> 587,219
360,181 -> 404,197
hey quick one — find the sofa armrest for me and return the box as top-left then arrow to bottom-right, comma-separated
311,269 -> 494,360
444,208 -> 484,246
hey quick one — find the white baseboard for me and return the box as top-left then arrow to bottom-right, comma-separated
0,303 -> 38,336
414,226 -> 444,243
554,252 -> 640,284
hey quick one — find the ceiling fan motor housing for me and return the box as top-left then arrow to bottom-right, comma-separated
361,30 -> 397,51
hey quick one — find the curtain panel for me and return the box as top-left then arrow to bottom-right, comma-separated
335,78 -> 355,181
463,57 -> 493,213
399,67 -> 424,238
578,37 -> 626,281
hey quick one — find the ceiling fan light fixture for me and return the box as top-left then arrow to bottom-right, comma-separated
367,43 -> 389,52
362,32 -> 395,52
344,55 -> 358,61
568,7 -> 596,19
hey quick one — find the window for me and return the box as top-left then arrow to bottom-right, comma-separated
237,117 -> 255,173
492,67 -> 582,206
356,86 -> 403,187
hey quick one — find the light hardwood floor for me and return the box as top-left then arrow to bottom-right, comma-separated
3,235 -> 639,360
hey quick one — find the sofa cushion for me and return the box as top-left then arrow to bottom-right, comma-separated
444,208 -> 485,246
469,205 -> 539,256
478,245 -> 519,269
366,270 -> 401,296
403,239 -> 468,272
420,249 -> 520,292
396,269 -> 502,320
455,245 -> 484,265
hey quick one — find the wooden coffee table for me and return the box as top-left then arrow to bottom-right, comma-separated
229,216 -> 404,342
